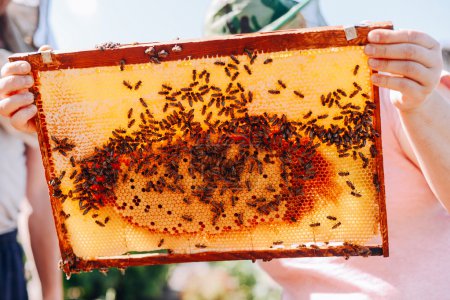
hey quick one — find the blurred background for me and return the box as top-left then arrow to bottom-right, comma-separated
10,0 -> 449,299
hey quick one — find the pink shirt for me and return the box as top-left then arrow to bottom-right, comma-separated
259,78 -> 450,299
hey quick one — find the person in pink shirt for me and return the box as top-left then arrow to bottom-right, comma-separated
204,1 -> 450,298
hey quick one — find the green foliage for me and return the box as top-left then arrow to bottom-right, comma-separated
64,265 -> 169,300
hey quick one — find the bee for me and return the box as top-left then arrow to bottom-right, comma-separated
69,170 -> 77,179
195,244 -> 207,249
139,97 -> 148,108
248,91 -> 253,103
199,70 -> 207,79
268,89 -> 280,94
327,216 -> 337,221
353,64 -> 360,76
236,213 -> 244,225
158,239 -> 164,247
370,145 -> 378,158
104,217 -> 110,224
120,59 -> 125,71
266,185 -> 276,192
273,241 -> 283,245
349,90 -> 359,98
123,80 -> 133,90
373,173 -> 381,193
227,63 -> 238,70
144,46 -> 156,55
336,89 -> 347,97
163,103 -> 169,112
277,80 -> 287,89
310,222 -> 320,227
172,44 -> 182,52
158,49 -> 169,58
201,105 -> 207,115
95,220 -> 105,227
230,54 -> 240,64
244,48 -> 253,57
346,180 -> 355,190
236,82 -> 244,92
317,114 -> 328,119
351,191 -> 362,197
332,222 -> 341,229
128,119 -> 135,128
224,67 -> 231,77
192,70 -> 197,81
303,111 -> 312,119
151,56 -> 161,64
263,58 -> 273,64
244,65 -> 252,75
214,61 -> 225,66
292,90 -> 304,99
333,116 -> 343,120
134,80 -> 142,90
338,171 -> 350,176
127,108 -> 133,119
231,72 -> 239,81
206,112 -> 212,122
361,93 -> 370,99
182,215 -> 193,222
70,156 -> 76,167
58,171 -> 66,181
162,84 -> 172,90
353,82 -> 362,91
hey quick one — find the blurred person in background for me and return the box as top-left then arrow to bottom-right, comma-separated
0,0 -> 61,299
204,0 -> 450,299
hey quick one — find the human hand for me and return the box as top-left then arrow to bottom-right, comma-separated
0,60 -> 36,132
364,29 -> 443,112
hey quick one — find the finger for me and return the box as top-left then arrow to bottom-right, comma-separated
1,61 -> 31,77
39,45 -> 53,52
365,43 -> 436,68
0,92 -> 34,117
368,29 -> 439,49
10,104 -> 37,133
368,59 -> 433,87
0,75 -> 34,96
371,73 -> 426,101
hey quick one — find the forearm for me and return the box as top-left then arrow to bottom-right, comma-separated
29,202 -> 62,300
398,90 -> 450,210
26,146 -> 62,300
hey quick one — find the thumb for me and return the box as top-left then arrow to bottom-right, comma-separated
38,45 -> 53,52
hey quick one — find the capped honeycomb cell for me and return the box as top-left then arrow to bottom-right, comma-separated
10,22 -> 390,275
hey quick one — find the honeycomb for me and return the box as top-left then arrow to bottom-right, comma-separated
13,24 -> 389,273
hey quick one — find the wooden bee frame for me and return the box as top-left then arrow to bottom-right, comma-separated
11,22 -> 391,275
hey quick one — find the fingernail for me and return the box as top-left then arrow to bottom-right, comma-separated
24,76 -> 33,86
20,63 -> 30,73
368,59 -> 377,67
368,31 -> 379,42
25,93 -> 34,103
365,45 -> 374,55
371,74 -> 379,83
